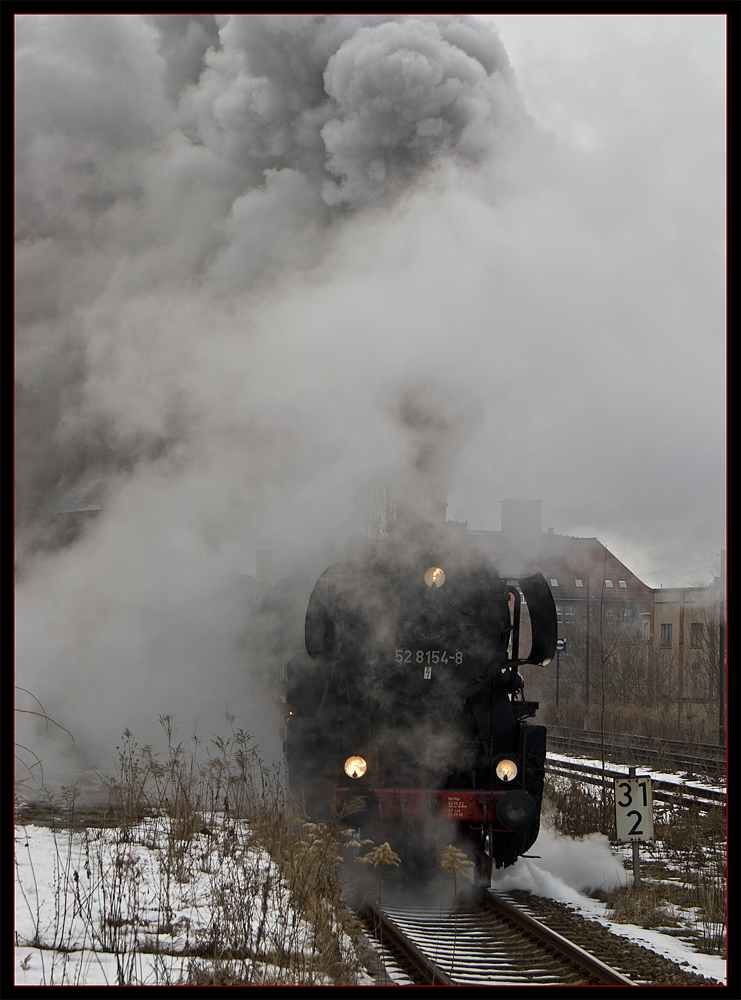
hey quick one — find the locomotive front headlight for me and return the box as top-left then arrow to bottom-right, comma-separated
495,758 -> 518,782
344,755 -> 367,779
424,567 -> 445,588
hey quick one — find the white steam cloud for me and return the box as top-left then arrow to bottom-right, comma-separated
14,14 -> 724,793
492,829 -> 627,901
15,14 -> 527,792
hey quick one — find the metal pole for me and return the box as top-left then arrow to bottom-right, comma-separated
585,576 -> 590,725
555,639 -> 565,715
718,549 -> 726,747
632,842 -> 641,888
629,766 -> 641,888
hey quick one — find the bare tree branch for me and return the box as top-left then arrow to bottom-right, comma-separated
15,687 -> 75,741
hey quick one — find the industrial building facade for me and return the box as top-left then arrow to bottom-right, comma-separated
469,500 -> 725,738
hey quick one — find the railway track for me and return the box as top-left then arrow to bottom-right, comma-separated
355,892 -> 635,986
546,729 -> 726,779
546,755 -> 726,810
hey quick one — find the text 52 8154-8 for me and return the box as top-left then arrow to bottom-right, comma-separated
395,649 -> 464,665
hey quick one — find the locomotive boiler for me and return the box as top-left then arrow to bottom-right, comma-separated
284,515 -> 557,882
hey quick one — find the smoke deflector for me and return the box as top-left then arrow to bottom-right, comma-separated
516,573 -> 558,666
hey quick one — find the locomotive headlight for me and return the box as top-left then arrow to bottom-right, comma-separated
424,567 -> 445,588
344,755 -> 367,779
495,757 -> 518,782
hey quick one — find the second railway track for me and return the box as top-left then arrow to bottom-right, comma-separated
546,729 -> 726,779
545,754 -> 725,810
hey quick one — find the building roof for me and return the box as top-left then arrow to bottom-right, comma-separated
468,531 -> 652,600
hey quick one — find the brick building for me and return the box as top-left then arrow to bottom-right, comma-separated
470,500 -> 653,642
466,500 -> 724,741
469,500 -> 653,713
650,581 -> 725,705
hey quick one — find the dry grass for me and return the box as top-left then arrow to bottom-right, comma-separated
602,869 -> 725,957
654,802 -> 726,956
17,715 -> 726,981
16,718 -> 367,985
544,773 -> 726,958
543,773 -> 614,839
604,883 -> 682,929
536,698 -> 722,746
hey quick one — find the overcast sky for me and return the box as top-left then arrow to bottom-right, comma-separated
14,14 -> 725,787
463,13 -> 726,587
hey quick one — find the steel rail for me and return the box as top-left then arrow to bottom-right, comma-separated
356,893 -> 635,986
484,892 -> 635,986
546,732 -> 725,776
546,756 -> 726,808
548,728 -> 726,764
355,897 -> 453,985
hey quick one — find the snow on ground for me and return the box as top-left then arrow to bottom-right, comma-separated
531,752 -> 726,984
491,829 -> 726,985
15,815 -> 726,986
14,945 -> 191,989
15,753 -> 725,986
547,751 -> 726,793
14,816 -> 344,987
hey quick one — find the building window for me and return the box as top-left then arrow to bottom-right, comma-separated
550,578 -> 559,587
642,620 -> 650,640
660,623 -> 673,647
690,622 -> 705,648
604,579 -> 614,588
619,580 -> 627,589
575,579 -> 583,588
556,604 -> 563,623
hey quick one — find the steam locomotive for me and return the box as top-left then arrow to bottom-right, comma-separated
284,515 -> 557,882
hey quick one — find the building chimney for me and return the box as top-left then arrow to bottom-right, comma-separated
430,501 -> 448,522
500,499 -> 543,535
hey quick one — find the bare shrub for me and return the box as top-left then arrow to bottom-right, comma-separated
606,884 -> 681,929
653,800 -> 726,956
696,859 -> 726,956
16,720 -> 366,985
543,774 -> 614,839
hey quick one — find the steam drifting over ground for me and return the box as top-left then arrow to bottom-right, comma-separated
492,829 -> 626,901
15,15 -> 725,790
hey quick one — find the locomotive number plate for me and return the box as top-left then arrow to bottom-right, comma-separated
395,649 -> 464,665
